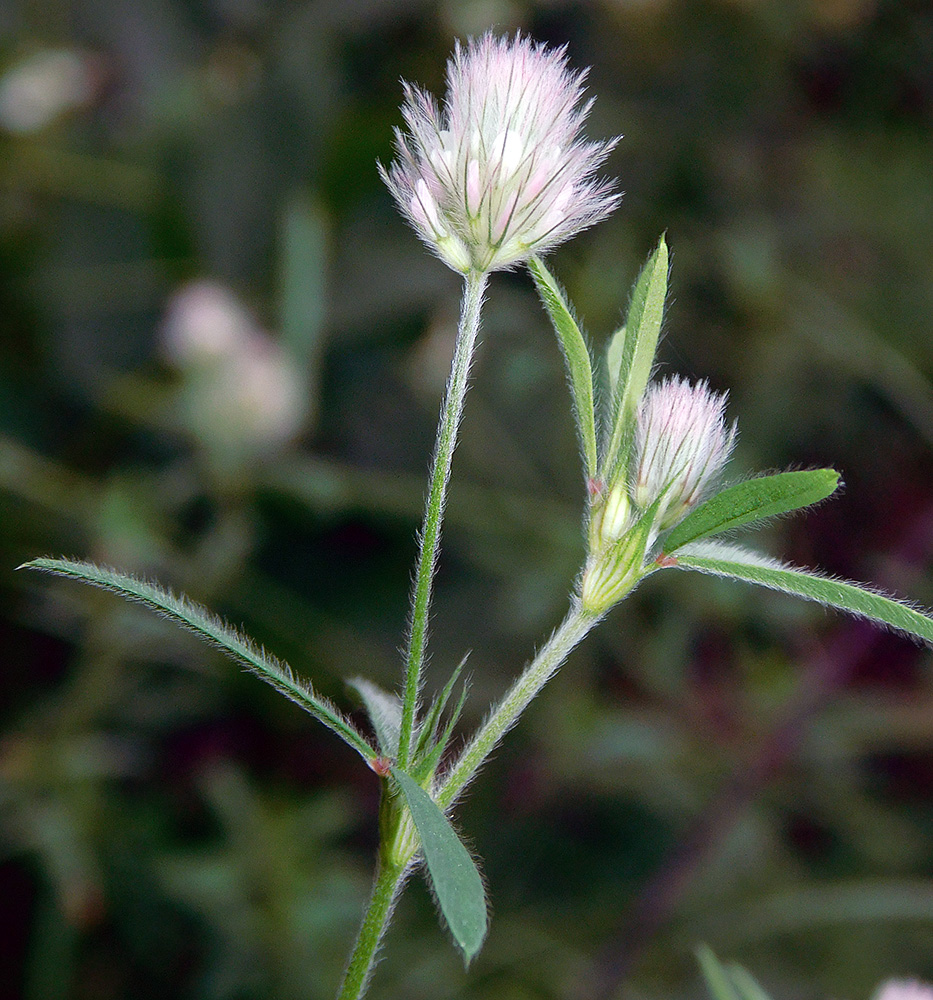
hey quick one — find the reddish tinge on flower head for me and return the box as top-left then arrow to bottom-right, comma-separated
632,376 -> 736,529
380,32 -> 620,274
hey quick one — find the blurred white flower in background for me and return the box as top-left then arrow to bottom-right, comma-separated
0,49 -> 98,133
161,280 -> 306,455
161,280 -> 254,365
874,982 -> 933,1000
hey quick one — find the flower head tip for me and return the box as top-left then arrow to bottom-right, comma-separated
380,32 -> 620,274
632,376 -> 736,529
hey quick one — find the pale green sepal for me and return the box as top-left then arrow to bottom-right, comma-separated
672,541 -> 933,645
603,236 -> 669,484
390,766 -> 488,964
347,678 -> 402,757
528,255 -> 598,480
663,468 -> 841,554
581,494 -> 662,614
697,946 -> 774,1000
20,557 -> 376,761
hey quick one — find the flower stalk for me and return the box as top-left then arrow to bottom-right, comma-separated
398,268 -> 488,768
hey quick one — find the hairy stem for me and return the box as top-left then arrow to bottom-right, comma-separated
337,784 -> 419,1000
437,600 -> 600,809
336,856 -> 409,1000
398,269 -> 489,768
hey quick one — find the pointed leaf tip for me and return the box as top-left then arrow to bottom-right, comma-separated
603,235 -> 669,482
675,540 -> 933,646
528,255 -> 598,480
663,468 -> 840,553
391,767 -> 487,964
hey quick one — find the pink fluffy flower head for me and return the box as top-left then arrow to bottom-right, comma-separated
633,376 -> 736,529
380,33 -> 620,274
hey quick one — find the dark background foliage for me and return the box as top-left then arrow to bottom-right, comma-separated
2,1 -> 932,998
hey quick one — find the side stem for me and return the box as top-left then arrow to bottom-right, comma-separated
437,600 -> 599,809
398,269 -> 489,768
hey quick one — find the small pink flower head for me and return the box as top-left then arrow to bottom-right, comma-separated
632,376 -> 736,529
874,982 -> 933,1000
380,33 -> 620,274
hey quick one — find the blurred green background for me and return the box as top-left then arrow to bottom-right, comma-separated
2,1 -> 933,998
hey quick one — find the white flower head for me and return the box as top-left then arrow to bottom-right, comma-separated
874,982 -> 933,1000
161,281 -> 307,452
632,376 -> 736,529
380,32 -> 620,273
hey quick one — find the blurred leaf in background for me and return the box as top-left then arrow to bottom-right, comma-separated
2,1 -> 932,998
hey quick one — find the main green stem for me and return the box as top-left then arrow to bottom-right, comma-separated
336,603 -> 598,999
398,269 -> 489,768
336,854 -> 408,1000
437,600 -> 600,809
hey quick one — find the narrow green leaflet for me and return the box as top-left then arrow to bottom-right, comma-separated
672,541 -> 933,644
727,967 -> 775,1000
348,678 -> 402,757
696,946 -> 741,1000
21,557 -> 376,761
663,469 -> 840,554
412,659 -> 468,781
696,946 -> 774,1000
605,323 -> 626,398
414,680 -> 469,784
528,255 -> 598,479
603,236 -> 668,482
390,767 -> 487,964
279,195 -> 326,369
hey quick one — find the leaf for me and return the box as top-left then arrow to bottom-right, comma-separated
605,323 -> 625,398
279,194 -> 327,427
663,469 -> 841,553
347,678 -> 402,757
528,255 -> 598,480
727,965 -> 777,1000
21,557 -> 376,760
671,541 -> 933,645
415,653 -> 470,764
696,946 -> 774,1000
390,767 -> 487,964
696,945 -> 741,1000
415,679 -> 469,784
602,236 -> 668,483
